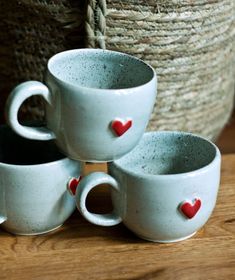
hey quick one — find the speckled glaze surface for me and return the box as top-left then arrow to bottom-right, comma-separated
75,131 -> 221,243
5,49 -> 157,162
0,126 -> 81,235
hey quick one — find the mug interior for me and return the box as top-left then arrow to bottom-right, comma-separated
113,132 -> 218,175
0,125 -> 64,165
48,49 -> 154,89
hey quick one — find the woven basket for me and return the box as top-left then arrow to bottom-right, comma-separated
0,0 -> 86,122
0,0 -> 234,141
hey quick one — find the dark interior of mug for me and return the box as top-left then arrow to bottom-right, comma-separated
114,132 -> 217,175
0,125 -> 64,165
48,49 -> 154,89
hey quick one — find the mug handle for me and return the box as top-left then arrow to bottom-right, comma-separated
75,172 -> 122,226
5,81 -> 55,140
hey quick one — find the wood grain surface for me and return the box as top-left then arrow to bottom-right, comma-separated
216,113 -> 235,154
0,155 -> 234,280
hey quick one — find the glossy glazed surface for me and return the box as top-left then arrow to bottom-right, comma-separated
0,126 -> 81,235
6,49 -> 157,162
75,131 -> 221,242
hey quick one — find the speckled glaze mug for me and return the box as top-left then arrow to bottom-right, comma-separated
5,49 -> 157,162
72,131 -> 221,243
0,125 -> 81,235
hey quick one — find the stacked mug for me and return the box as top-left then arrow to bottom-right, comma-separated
2,49 -> 221,242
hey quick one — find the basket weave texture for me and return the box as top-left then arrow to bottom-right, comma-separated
86,0 -> 235,140
0,0 -> 234,140
0,0 -> 86,122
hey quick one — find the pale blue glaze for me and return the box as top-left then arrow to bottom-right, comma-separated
0,126 -> 81,235
6,49 -> 157,162
75,131 -> 221,243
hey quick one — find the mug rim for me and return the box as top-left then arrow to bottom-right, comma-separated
109,131 -> 221,179
0,125 -> 71,169
47,48 -> 157,91
0,156 -> 71,169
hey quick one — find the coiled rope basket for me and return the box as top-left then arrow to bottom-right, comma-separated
0,0 -> 234,140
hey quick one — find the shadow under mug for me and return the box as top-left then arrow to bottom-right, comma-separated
5,48 -> 157,162
72,131 -> 221,243
0,125 -> 81,235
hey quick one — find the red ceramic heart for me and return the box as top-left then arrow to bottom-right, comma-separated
180,199 -> 201,219
111,119 -> 132,137
67,177 -> 82,195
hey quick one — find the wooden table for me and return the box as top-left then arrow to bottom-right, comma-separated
0,154 -> 234,280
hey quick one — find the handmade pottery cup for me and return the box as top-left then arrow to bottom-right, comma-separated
0,125 -> 81,235
5,49 -> 157,162
72,131 -> 221,243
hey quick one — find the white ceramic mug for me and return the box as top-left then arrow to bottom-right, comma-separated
5,49 -> 157,162
71,131 -> 221,243
0,125 -> 81,235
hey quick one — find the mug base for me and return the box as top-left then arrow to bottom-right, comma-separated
136,231 -> 197,243
1,224 -> 63,236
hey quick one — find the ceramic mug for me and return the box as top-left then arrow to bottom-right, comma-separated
0,125 -> 81,235
5,49 -> 157,162
71,131 -> 221,243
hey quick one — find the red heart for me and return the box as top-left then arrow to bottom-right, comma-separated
111,119 -> 132,137
180,199 -> 201,219
67,177 -> 82,195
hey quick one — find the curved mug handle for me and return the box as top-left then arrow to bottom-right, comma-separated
74,172 -> 122,226
5,81 -> 55,140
